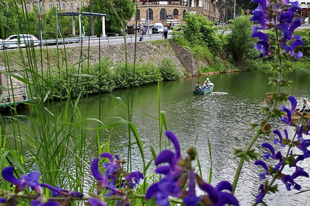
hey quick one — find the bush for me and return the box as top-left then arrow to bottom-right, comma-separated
160,58 -> 182,81
226,15 -> 256,68
42,59 -> 178,99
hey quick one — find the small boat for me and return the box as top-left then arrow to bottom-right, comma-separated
193,83 -> 214,95
283,112 -> 310,127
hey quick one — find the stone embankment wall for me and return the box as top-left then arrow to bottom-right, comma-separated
169,40 -> 198,75
0,70 -> 28,103
0,41 -> 191,74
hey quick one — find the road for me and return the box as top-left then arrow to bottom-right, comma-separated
51,34 -> 173,49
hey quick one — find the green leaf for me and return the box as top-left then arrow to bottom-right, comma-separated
269,184 -> 278,193
149,145 -> 156,161
112,97 -> 128,110
300,67 -> 310,75
247,149 -> 259,160
207,136 -> 212,183
146,198 -> 156,206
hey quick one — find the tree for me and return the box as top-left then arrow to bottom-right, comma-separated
84,0 -> 135,34
226,15 -> 255,67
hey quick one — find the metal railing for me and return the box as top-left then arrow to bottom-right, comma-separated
0,33 -> 170,49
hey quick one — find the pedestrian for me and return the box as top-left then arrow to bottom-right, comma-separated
163,25 -> 168,39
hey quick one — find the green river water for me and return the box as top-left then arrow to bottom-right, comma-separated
16,69 -> 310,205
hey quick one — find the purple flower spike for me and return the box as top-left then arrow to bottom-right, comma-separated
273,130 -> 284,146
165,131 -> 181,159
125,171 -> 144,188
0,198 -> 6,203
89,198 -> 107,206
183,171 -> 200,206
40,184 -> 61,197
292,155 -> 304,167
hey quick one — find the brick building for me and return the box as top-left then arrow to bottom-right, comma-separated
22,0 -> 89,12
128,0 -> 220,26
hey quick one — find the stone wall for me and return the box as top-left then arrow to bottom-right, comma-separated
0,71 -> 28,103
169,40 -> 197,75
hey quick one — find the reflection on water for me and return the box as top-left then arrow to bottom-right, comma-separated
17,70 -> 310,205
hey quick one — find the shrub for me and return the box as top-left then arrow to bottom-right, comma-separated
226,15 -> 256,68
160,58 -> 182,81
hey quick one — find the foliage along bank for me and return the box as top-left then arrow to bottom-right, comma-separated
43,58 -> 182,99
172,12 -> 310,73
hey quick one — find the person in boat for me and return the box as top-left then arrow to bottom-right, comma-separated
205,78 -> 211,87
299,98 -> 310,112
194,82 -> 202,92
201,82 -> 207,91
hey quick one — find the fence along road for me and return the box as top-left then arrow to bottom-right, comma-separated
0,33 -> 172,50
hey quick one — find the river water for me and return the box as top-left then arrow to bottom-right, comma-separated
20,70 -> 310,205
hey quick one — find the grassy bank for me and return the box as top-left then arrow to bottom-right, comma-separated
42,57 -> 182,99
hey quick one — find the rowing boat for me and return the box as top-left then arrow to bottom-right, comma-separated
193,83 -> 214,95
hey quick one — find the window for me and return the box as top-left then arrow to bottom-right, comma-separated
70,0 -> 74,10
26,3 -> 30,11
196,0 -> 199,7
62,0 -> 66,10
56,1 -> 60,9
183,9 -> 186,18
137,9 -> 140,20
147,9 -> 153,20
160,8 -> 167,20
173,9 -> 178,16
49,1 -> 53,9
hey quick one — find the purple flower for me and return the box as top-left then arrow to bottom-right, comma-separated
273,129 -> 288,147
255,184 -> 265,203
297,139 -> 310,158
146,131 -> 183,205
281,170 -> 309,190
89,198 -> 107,206
252,0 -> 268,11
1,167 -> 41,193
262,142 -> 275,159
183,171 -> 200,206
255,41 -> 270,56
31,200 -> 59,206
125,171 -> 144,189
250,7 -> 267,29
254,160 -> 269,180
91,158 -> 108,187
279,1 -> 299,24
199,181 -> 239,206
0,198 -> 6,203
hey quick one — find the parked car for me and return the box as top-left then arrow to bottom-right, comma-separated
305,17 -> 309,24
153,23 -> 164,33
4,34 -> 39,49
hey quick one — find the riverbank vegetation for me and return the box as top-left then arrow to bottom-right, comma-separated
42,57 -> 181,99
172,12 -> 310,73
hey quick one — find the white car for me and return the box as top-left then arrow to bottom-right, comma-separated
154,23 -> 164,33
4,34 -> 39,49
0,39 -> 3,50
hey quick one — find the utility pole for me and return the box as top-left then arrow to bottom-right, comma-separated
147,0 -> 149,34
233,0 -> 236,19
37,0 -> 43,41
